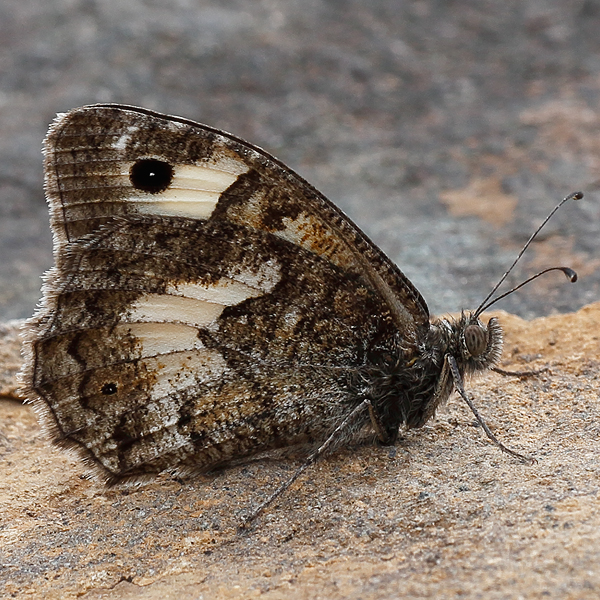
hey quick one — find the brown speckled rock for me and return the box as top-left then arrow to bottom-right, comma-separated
0,321 -> 23,399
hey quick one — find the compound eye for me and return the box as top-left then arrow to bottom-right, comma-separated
464,324 -> 487,357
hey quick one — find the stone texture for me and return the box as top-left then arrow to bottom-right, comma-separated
0,321 -> 23,398
1,302 -> 599,599
0,0 -> 599,321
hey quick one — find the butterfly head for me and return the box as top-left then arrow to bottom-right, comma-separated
457,313 -> 503,374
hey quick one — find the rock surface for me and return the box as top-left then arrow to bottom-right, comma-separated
1,303 -> 598,599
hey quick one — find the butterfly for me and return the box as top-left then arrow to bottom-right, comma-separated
22,104 -> 573,494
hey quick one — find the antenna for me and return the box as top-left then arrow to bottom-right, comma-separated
474,191 -> 583,318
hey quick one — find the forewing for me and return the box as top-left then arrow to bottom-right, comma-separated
43,104 -> 428,329
21,105 -> 428,484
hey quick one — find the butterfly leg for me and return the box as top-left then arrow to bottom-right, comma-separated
492,366 -> 549,377
367,401 -> 399,445
446,355 -> 535,464
239,399 -> 371,530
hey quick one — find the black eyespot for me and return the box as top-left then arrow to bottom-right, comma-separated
464,324 -> 487,358
130,159 -> 173,193
101,382 -> 118,395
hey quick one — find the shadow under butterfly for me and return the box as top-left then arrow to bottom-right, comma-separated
19,105 -> 581,526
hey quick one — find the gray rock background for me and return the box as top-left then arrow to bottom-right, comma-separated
0,0 -> 599,322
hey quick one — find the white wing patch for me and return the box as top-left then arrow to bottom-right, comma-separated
228,260 -> 281,294
117,322 -> 205,357
167,279 -> 265,305
127,263 -> 281,331
144,349 -> 227,402
126,294 -> 225,328
120,262 -> 281,396
111,125 -> 139,151
168,268 -> 280,303
275,212 -> 347,264
129,163 -> 248,219
132,164 -> 238,218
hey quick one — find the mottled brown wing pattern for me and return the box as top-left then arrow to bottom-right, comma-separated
21,105 -> 431,485
45,105 -> 428,330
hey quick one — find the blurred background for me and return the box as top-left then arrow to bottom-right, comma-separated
0,0 -> 598,321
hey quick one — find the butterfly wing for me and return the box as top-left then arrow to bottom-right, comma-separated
21,104 -> 430,484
